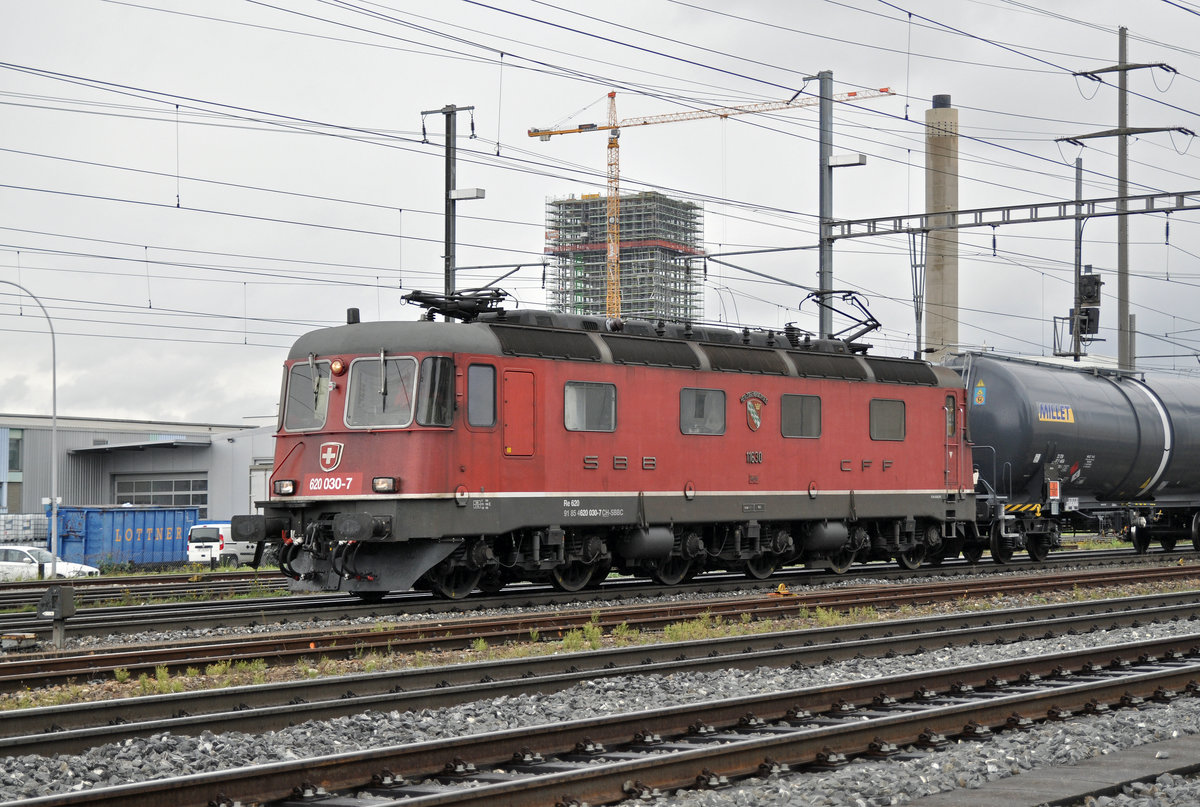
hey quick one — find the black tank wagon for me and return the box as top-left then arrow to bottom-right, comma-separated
958,352 -> 1200,553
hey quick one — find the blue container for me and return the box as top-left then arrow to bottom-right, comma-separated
46,506 -> 198,567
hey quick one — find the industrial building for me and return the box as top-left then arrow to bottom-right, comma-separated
545,190 -> 704,321
1,413 -> 274,542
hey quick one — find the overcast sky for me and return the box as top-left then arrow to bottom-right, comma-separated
3,0 -> 1199,424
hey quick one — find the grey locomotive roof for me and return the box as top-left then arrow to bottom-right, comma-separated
289,320 -> 501,360
288,310 -> 954,387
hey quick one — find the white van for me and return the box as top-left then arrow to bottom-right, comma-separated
187,522 -> 259,568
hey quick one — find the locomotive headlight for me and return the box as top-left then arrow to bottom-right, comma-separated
372,476 -> 397,493
273,479 -> 297,496
330,358 -> 346,376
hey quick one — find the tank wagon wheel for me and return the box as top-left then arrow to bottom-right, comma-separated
989,522 -> 1014,564
1160,536 -> 1177,552
1130,525 -> 1151,555
962,544 -> 984,564
427,566 -> 484,600
551,561 -> 596,592
742,554 -> 778,580
353,591 -> 387,603
651,556 -> 692,586
1192,513 -> 1200,552
1026,536 -> 1051,563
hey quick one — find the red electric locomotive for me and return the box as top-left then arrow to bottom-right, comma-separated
233,292 -> 976,599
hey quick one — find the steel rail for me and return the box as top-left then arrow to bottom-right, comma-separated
10,636 -> 1200,807
0,570 -> 286,600
3,565 -> 1199,692
2,562 -> 1200,691
4,591 -> 1200,755
0,549 -> 1184,640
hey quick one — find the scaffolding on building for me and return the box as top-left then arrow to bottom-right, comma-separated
545,191 -> 704,321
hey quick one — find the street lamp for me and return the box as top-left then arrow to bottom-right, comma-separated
0,281 -> 57,578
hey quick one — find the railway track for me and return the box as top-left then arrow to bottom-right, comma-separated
11,615 -> 1200,806
7,562 -> 1200,686
0,570 -> 289,610
4,563 -> 1200,691
0,548 -> 1188,642
0,589 -> 1196,756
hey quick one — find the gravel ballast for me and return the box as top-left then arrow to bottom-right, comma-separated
3,618 -> 1200,804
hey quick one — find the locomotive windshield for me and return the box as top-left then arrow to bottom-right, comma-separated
283,359 -> 331,432
415,356 -> 454,427
346,356 -> 418,428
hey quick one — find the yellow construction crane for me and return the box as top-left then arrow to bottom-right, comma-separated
530,87 -> 893,319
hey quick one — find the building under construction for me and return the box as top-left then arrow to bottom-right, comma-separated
545,191 -> 704,321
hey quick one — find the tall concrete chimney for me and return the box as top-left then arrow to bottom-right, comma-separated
925,94 -> 959,358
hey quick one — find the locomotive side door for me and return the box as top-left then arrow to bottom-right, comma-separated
503,370 -> 535,457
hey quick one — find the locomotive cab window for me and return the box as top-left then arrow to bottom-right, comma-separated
467,364 -> 496,427
869,398 -> 905,441
283,359 -> 331,432
781,394 -> 821,438
346,356 -> 418,428
680,388 -> 725,435
564,381 -> 616,432
416,356 -> 455,427
945,394 -> 957,437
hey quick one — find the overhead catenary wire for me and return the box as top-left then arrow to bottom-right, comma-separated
0,1 -> 1195,381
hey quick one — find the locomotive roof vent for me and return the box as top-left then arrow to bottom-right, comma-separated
476,307 -> 882,355
347,308 -> 360,325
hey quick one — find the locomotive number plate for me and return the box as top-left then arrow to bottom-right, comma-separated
304,474 -> 362,494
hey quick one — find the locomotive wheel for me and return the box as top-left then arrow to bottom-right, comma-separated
651,557 -> 692,586
1192,513 -> 1200,551
1130,525 -> 1151,555
917,524 -> 944,566
1026,536 -> 1051,563
990,522 -> 1014,564
895,544 -> 925,570
427,566 -> 483,600
478,571 -> 507,594
585,562 -> 612,589
827,548 -> 857,574
551,561 -> 595,592
742,554 -> 777,580
353,590 -> 387,603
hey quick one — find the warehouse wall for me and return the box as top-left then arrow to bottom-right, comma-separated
3,417 -> 274,520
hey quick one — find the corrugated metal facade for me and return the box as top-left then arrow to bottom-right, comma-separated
7,417 -> 275,521
21,427 -> 117,508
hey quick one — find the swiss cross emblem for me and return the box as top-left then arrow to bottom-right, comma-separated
740,391 -> 767,432
319,442 -> 344,472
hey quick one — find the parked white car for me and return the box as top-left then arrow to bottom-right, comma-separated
0,546 -> 100,581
